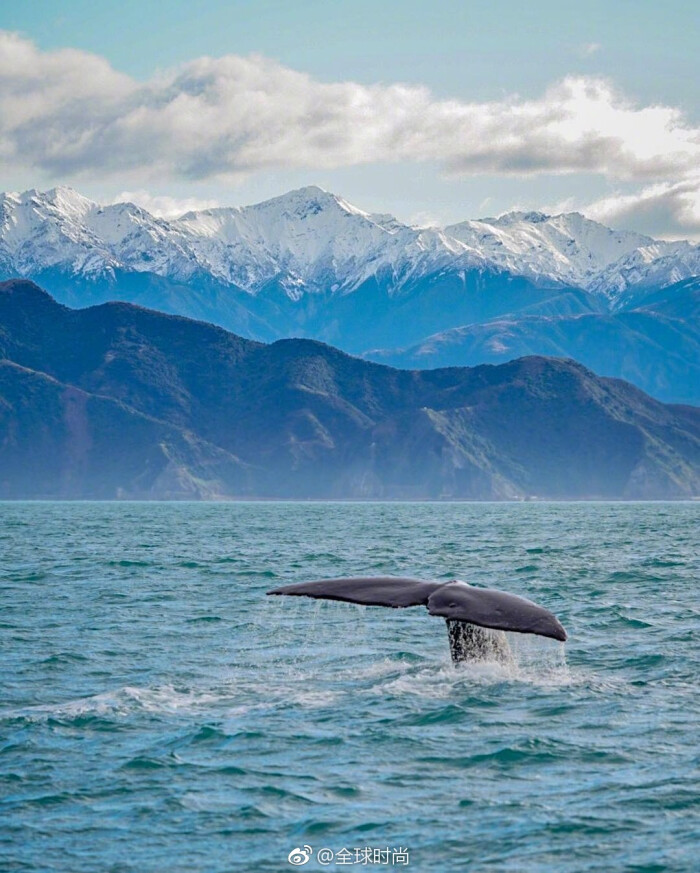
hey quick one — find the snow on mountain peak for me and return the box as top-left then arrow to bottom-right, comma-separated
172,184 -> 457,291
493,210 -> 551,225
0,185 -> 698,301
43,186 -> 96,217
444,209 -> 664,292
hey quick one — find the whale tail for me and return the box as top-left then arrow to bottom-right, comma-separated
267,576 -> 566,664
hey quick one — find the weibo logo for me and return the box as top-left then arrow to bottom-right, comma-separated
288,845 -> 313,865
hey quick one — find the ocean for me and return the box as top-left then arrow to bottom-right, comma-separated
1,501 -> 698,872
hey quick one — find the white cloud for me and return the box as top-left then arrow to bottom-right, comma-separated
113,190 -> 220,217
579,42 -> 602,57
407,210 -> 441,228
585,176 -> 700,240
1,30 -> 699,190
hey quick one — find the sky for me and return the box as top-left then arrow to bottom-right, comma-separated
1,0 -> 699,238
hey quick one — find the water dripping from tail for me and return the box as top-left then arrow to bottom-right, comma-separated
446,620 -> 513,665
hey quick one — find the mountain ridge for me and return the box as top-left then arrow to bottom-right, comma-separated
1,278 -> 698,501
3,185 -> 698,300
366,276 -> 700,406
2,186 -> 698,405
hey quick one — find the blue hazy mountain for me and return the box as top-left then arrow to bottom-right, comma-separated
368,278 -> 700,406
1,279 -> 698,500
1,186 -> 698,403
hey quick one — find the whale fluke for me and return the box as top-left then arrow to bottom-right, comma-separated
267,576 -> 567,663
268,575 -> 443,608
426,582 -> 566,641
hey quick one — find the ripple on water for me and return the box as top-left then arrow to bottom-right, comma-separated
1,500 -> 698,873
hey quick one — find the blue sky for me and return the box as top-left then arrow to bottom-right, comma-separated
1,1 -> 699,236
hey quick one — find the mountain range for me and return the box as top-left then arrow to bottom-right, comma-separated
1,278 -> 698,500
1,186 -> 698,405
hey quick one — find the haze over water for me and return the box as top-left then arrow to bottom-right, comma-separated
1,501 -> 698,872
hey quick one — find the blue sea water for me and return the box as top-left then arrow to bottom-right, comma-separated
1,501 -> 698,873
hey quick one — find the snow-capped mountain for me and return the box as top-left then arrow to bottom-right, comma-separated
174,186 -> 473,297
0,187 -> 194,280
0,185 -> 477,298
1,184 -> 699,407
2,185 -> 698,306
445,211 -> 658,294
